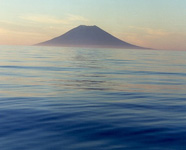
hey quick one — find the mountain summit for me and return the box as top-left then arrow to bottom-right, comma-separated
36,25 -> 146,49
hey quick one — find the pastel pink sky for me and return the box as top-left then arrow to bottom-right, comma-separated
0,0 -> 186,50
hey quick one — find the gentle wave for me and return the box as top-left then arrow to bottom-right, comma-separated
0,46 -> 186,150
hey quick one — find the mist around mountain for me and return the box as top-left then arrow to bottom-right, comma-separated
36,25 -> 147,49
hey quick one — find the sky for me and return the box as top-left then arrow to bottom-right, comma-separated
0,0 -> 186,50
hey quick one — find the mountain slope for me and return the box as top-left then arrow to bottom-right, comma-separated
36,25 -> 146,49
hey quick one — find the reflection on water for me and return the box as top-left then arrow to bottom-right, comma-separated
0,46 -> 186,150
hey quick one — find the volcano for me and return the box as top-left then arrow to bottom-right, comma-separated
36,25 -> 146,49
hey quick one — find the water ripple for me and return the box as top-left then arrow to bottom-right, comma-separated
0,46 -> 186,150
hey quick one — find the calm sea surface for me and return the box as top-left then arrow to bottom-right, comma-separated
0,46 -> 186,150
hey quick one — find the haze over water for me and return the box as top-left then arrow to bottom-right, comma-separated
0,46 -> 186,150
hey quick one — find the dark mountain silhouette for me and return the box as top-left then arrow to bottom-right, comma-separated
36,25 -> 146,49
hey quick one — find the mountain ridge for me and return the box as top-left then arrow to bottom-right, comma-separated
36,25 -> 147,49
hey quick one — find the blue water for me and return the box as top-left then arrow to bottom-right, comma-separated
0,46 -> 186,150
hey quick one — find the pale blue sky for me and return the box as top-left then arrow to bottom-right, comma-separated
0,0 -> 186,50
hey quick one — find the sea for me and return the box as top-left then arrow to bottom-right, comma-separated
0,45 -> 186,150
